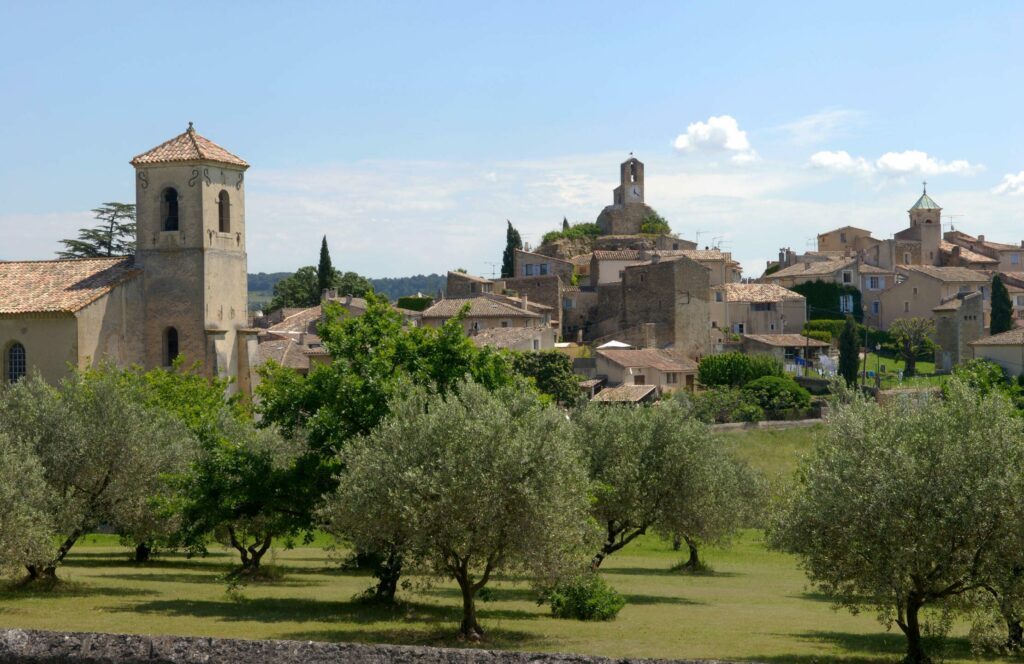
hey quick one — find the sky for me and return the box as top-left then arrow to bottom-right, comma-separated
2,1 -> 1023,278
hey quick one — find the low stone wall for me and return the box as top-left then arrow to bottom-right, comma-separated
0,628 -> 746,664
711,418 -> 822,433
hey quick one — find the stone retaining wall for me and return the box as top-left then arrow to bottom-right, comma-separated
0,629 -> 746,664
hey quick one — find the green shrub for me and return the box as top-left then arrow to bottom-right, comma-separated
803,329 -> 831,344
948,359 -> 1012,397
639,211 -> 671,235
791,280 -> 862,323
545,573 -> 626,621
698,352 -> 783,388
742,376 -> 812,412
541,222 -> 602,245
804,319 -> 889,349
680,387 -> 764,424
395,296 -> 433,312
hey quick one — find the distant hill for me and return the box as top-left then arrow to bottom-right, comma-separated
247,272 -> 446,308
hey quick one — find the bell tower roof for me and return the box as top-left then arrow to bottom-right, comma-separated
909,181 -> 941,211
130,123 -> 248,169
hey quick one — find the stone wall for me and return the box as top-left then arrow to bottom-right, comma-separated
0,629 -> 742,664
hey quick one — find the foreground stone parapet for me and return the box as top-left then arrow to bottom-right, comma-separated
0,628 -> 747,664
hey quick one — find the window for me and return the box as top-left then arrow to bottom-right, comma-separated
162,188 -> 180,231
842,271 -> 852,284
672,243 -> 679,250
1012,253 -> 1020,265
868,276 -> 880,290
524,264 -> 534,276
563,297 -> 575,310
732,322 -> 745,334
532,339 -> 540,351
904,301 -> 910,313
217,190 -> 230,232
839,295 -> 854,313
871,300 -> 880,315
715,291 -> 723,302
711,321 -> 718,328
6,343 -> 26,383
666,372 -> 679,385
840,232 -> 847,243
501,320 -> 509,328
784,347 -> 796,362
913,287 -> 918,296
752,302 -> 772,312
1017,295 -> 1024,306
633,374 -> 646,385
163,327 -> 179,367
539,263 -> 549,276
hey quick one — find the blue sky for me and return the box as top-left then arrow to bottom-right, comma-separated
2,1 -> 1023,277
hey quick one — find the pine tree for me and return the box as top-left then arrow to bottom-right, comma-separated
317,235 -> 334,297
500,220 -> 522,279
57,203 -> 136,258
838,315 -> 860,386
991,274 -> 1014,335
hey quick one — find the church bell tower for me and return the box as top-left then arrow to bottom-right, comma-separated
613,156 -> 644,205
130,124 -> 251,388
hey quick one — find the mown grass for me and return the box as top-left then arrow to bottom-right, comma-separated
0,428 -> 1009,663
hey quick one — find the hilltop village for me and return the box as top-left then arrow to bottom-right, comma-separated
2,129 -> 1023,401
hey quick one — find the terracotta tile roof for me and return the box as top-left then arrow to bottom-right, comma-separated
268,305 -> 322,335
591,384 -> 658,402
816,225 -> 873,238
724,283 -> 805,303
940,241 -> 999,264
769,258 -> 855,279
597,348 -> 698,373
422,297 -> 541,319
977,239 -> 1023,251
447,270 -> 492,283
470,326 -> 544,349
0,258 -> 141,315
592,249 -> 645,261
858,263 -> 895,274
969,327 -> 1024,346
563,285 -> 582,293
256,338 -> 311,371
578,378 -> 606,389
130,125 -> 248,168
570,254 -> 593,266
743,334 -> 830,348
901,265 -> 989,283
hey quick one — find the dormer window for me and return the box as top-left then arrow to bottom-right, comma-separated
162,188 -> 179,231
218,190 -> 230,233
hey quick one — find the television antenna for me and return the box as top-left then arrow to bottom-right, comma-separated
694,229 -> 709,247
943,214 -> 965,232
483,262 -> 500,278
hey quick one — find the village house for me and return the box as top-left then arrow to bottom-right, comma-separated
470,326 -> 555,352
946,231 -> 1024,273
932,291 -> 985,372
741,333 -> 831,371
594,347 -> 697,392
877,265 -> 990,330
590,383 -> 659,404
969,327 -> 1024,377
710,283 -> 807,344
420,296 -> 546,334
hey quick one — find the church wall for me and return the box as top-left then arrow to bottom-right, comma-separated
75,276 -> 146,368
0,315 -> 78,383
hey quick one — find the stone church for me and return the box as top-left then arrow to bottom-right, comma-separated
0,125 -> 258,393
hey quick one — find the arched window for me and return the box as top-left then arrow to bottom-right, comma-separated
6,342 -> 26,383
164,327 -> 179,367
162,188 -> 180,231
217,190 -> 230,233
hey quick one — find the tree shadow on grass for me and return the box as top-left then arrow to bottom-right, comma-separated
280,626 -> 547,651
101,572 -> 324,589
750,629 -> 976,664
603,566 -> 741,578
619,592 -> 704,606
418,586 -> 542,604
0,579 -> 159,601
62,552 -> 234,572
111,596 -> 544,625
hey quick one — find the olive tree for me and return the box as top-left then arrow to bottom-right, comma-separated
575,400 -> 750,570
768,381 -> 1024,664
0,433 -> 52,576
889,317 -> 935,377
0,371 -> 195,580
320,381 -> 595,640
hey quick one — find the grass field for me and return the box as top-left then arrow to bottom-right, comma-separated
0,427 -> 1007,663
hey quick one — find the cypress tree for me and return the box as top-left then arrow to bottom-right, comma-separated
317,235 -> 335,297
990,274 -> 1014,335
501,220 -> 522,279
838,315 -> 860,386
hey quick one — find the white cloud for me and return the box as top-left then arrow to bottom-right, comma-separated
808,149 -> 981,178
779,108 -> 864,145
992,171 -> 1024,196
875,150 -> 981,176
808,150 -> 873,174
673,115 -> 757,164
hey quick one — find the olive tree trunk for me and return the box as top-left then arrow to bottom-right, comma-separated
896,594 -> 930,664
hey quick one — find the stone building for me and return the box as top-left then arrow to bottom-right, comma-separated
0,125 -> 258,393
969,327 -> 1024,377
596,157 -> 659,235
877,265 -> 989,330
710,283 -> 807,344
932,291 -> 985,372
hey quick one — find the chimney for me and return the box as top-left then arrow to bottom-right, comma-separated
804,262 -> 811,271
344,294 -> 352,306
644,322 -> 656,349
978,234 -> 986,243
521,294 -> 529,311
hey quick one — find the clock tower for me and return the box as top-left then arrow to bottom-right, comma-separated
612,156 -> 644,205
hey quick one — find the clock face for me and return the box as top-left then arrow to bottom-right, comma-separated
631,186 -> 641,199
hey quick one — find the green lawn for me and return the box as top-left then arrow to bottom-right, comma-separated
862,352 -> 946,390
0,428 -> 1009,663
